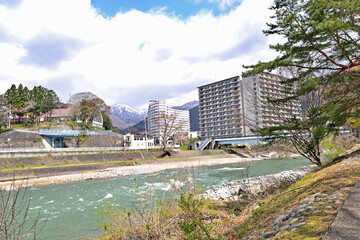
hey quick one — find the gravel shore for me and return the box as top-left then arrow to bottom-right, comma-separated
0,155 -> 263,189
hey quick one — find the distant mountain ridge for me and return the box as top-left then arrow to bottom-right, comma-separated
174,100 -> 200,131
110,101 -> 200,131
173,100 -> 199,110
110,104 -> 146,129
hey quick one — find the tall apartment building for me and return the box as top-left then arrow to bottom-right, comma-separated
147,100 -> 190,141
242,72 -> 300,134
198,73 -> 300,139
168,108 -> 191,133
147,100 -> 167,139
198,76 -> 245,139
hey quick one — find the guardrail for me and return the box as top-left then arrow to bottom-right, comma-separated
38,129 -> 118,136
0,146 -> 163,154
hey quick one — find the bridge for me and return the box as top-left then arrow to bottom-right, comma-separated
197,135 -> 264,150
38,129 -> 116,148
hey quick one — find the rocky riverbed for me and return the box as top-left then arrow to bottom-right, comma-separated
203,165 -> 317,201
0,155 -> 263,189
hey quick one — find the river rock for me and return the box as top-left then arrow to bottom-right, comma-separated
280,225 -> 290,231
305,206 -> 315,212
273,214 -> 287,227
333,191 -> 344,198
313,210 -> 321,214
203,166 -> 316,201
289,218 -> 299,224
261,231 -> 277,238
290,222 -> 306,229
314,201 -> 325,206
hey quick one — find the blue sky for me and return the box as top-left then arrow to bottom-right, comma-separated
0,0 -> 277,108
91,0 -> 243,18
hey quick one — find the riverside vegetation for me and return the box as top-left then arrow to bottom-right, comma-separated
97,143 -> 360,240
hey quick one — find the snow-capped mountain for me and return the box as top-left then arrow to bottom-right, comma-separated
110,101 -> 199,130
110,104 -> 147,129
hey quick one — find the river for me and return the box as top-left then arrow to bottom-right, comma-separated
23,157 -> 311,239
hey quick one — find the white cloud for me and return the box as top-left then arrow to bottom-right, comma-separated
208,0 -> 241,10
0,0 -> 279,107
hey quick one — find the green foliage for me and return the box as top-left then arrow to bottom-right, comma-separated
322,134 -> 359,162
65,119 -> 77,130
3,84 -> 59,122
4,84 -> 30,118
101,112 -> 113,130
244,0 -> 360,77
75,132 -> 90,146
188,138 -> 198,143
244,0 -> 360,166
178,193 -> 216,240
95,201 -> 118,233
350,118 -> 360,128
0,128 -> 11,134
180,146 -> 189,151
29,86 -> 59,117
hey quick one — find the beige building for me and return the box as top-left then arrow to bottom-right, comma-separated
242,72 -> 300,135
147,100 -> 190,143
124,133 -> 155,150
198,73 -> 300,139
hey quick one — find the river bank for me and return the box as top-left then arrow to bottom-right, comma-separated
203,165 -> 317,201
0,154 -> 268,189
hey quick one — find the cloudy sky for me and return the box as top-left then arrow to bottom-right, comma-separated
0,0 -> 279,108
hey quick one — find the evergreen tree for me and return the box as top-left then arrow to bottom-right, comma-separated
244,0 -> 360,165
29,86 -> 60,119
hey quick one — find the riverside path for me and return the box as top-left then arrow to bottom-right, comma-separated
323,180 -> 360,240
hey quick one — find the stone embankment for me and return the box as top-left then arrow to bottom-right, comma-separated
261,188 -> 350,239
203,165 -> 316,201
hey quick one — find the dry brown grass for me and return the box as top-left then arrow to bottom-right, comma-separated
233,157 -> 360,239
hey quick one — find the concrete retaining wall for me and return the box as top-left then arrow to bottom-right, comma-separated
0,150 -> 226,168
0,130 -> 45,149
0,150 -> 229,181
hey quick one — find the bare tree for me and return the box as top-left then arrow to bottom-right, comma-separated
0,182 -> 46,239
68,92 -> 110,127
68,92 -> 99,105
152,111 -> 184,150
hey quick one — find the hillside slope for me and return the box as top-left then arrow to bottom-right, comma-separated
234,154 -> 360,239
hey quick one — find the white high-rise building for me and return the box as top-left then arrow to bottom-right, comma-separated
147,100 -> 167,139
147,100 -> 190,142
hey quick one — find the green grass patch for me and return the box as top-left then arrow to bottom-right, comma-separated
0,153 -> 229,172
233,157 -> 360,239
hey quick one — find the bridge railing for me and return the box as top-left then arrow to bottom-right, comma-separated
0,146 -> 162,154
38,129 -> 118,136
197,138 -> 212,150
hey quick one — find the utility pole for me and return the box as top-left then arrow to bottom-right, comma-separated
127,118 -> 131,134
8,103 -> 11,129
145,118 -> 148,151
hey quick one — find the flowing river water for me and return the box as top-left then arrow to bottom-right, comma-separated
23,157 -> 311,239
